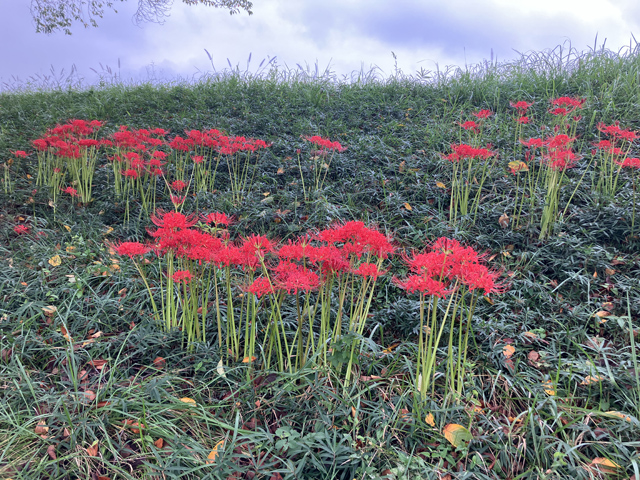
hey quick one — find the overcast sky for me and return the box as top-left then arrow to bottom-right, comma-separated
2,0 -> 639,89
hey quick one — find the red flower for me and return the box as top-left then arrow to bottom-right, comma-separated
304,135 -> 346,152
275,262 -> 320,294
615,157 -> 640,169
472,109 -> 493,119
150,210 -> 198,230
443,144 -> 497,162
520,138 -> 543,149
61,186 -> 79,197
114,241 -> 149,258
460,121 -> 479,132
203,212 -> 231,227
352,262 -> 385,280
549,97 -> 585,115
245,277 -> 276,298
170,195 -> 186,207
172,270 -> 193,284
13,225 -> 30,235
517,116 -> 530,124
13,150 -> 28,158
510,100 -> 533,113
192,155 -> 205,164
171,180 -> 187,192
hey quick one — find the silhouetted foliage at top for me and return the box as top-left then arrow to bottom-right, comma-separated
30,0 -> 253,35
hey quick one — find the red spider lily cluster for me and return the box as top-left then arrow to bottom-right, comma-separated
13,224 -> 30,235
394,237 -> 502,297
443,144 -> 497,163
549,96 -> 586,117
304,135 -> 346,152
510,100 -> 533,124
119,212 -> 394,285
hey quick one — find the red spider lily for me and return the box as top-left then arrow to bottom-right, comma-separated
192,155 -> 205,164
317,221 -> 394,259
239,234 -> 274,267
150,210 -> 198,230
172,270 -> 193,284
393,274 -> 448,297
274,261 -> 320,294
203,212 -> 232,227
171,180 -> 187,192
245,277 -> 276,298
615,157 -> 640,168
472,109 -> 493,119
304,135 -> 346,152
517,116 -> 530,124
170,195 -> 186,207
395,237 -> 502,297
597,122 -> 638,142
122,169 -> 139,179
443,144 -> 497,162
352,262 -> 386,280
460,121 -> 479,132
13,225 -> 30,235
13,150 -> 28,158
113,241 -> 149,258
520,138 -> 543,149
549,97 -> 585,115
545,134 -> 574,149
309,245 -> 350,275
510,100 -> 533,113
61,186 -> 79,197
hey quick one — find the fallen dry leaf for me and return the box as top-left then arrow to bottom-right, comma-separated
35,420 -> 49,437
48,255 -> 62,267
153,357 -> 166,368
179,397 -> 197,405
86,440 -> 99,456
443,423 -> 472,447
206,439 -> 225,464
154,438 -> 164,449
580,375 -> 605,386
502,344 -> 515,358
498,213 -> 509,229
47,444 -> 57,460
425,413 -> 435,427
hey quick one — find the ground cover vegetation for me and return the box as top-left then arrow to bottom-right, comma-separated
1,42 -> 640,479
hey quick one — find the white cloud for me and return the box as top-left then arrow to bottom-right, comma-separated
1,0 -> 638,88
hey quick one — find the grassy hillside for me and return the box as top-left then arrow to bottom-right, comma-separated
1,44 -> 640,479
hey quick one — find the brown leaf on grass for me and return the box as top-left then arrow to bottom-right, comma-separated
153,357 -> 166,369
88,359 -> 107,370
97,476 -> 111,480
42,305 -> 57,316
527,350 -> 540,365
588,457 -> 621,474
86,441 -> 99,456
502,344 -> 515,358
179,397 -> 196,405
443,423 -> 472,447
498,213 -> 509,229
403,202 -> 413,211
47,444 -> 57,460
580,375 -> 605,386
206,439 -> 225,464
35,420 -> 49,438
154,438 -> 164,449
425,413 -> 435,427
82,390 -> 96,402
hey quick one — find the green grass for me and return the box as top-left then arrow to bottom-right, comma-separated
1,41 -> 640,479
